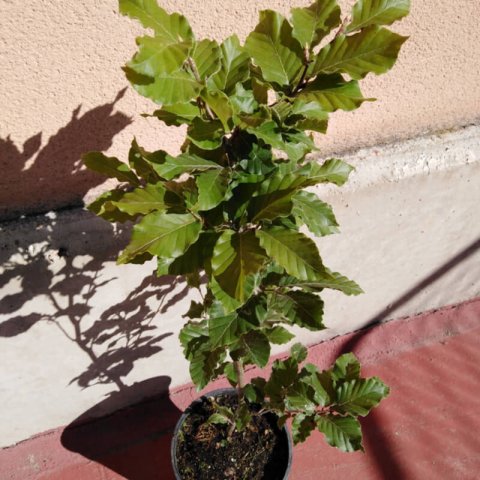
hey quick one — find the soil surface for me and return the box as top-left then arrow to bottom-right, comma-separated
175,392 -> 289,480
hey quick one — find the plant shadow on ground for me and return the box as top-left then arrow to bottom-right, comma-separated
61,376 -> 182,480
0,94 -> 186,478
333,236 -> 480,480
0,210 -> 186,478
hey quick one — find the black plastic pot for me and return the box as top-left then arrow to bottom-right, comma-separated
171,388 -> 293,479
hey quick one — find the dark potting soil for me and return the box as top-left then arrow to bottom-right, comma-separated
175,393 -> 289,480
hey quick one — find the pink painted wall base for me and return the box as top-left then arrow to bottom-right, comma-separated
1,298 -> 479,480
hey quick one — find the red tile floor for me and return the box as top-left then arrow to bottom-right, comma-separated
1,298 -> 479,479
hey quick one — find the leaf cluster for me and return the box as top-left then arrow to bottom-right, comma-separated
244,346 -> 389,451
84,0 -> 408,453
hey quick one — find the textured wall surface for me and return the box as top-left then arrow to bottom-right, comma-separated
1,0 -> 480,218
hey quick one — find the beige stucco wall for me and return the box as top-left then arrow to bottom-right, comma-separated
1,0 -> 480,219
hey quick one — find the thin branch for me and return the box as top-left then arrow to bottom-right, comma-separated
293,48 -> 311,95
186,57 -> 216,121
334,16 -> 349,39
187,57 -> 202,83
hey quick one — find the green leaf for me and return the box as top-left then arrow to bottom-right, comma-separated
239,143 -> 275,176
285,381 -> 316,412
267,357 -> 300,398
336,377 -> 390,416
119,0 -> 193,43
179,319 -> 208,356
224,363 -> 238,386
201,90 -> 233,131
251,75 -> 270,105
249,190 -> 295,223
127,36 -> 191,77
209,276 -> 243,314
347,0 -> 410,33
111,183 -> 167,215
247,122 -> 314,161
209,313 -> 241,347
87,190 -> 135,223
149,102 -> 201,126
289,100 -> 329,133
245,10 -> 304,87
291,343 -> 308,363
124,66 -> 201,105
332,352 -> 361,381
207,35 -> 250,94
212,230 -> 267,303
265,326 -> 295,345
191,39 -> 221,79
302,364 -> 330,406
282,131 -> 317,161
279,291 -> 325,331
215,406 -> 237,421
187,118 -> 225,150
304,158 -> 354,186
190,348 -> 224,389
83,152 -> 140,186
196,169 -> 231,211
160,231 -> 219,276
314,269 -> 363,295
256,227 -> 326,281
312,26 -> 408,80
316,415 -> 364,452
316,370 -> 337,401
163,177 -> 198,209
118,212 -> 201,263
297,74 -> 372,112
245,378 -> 267,403
247,121 -> 282,148
292,191 -> 339,236
243,330 -> 270,367
291,0 -> 341,49
234,107 -> 271,129
128,139 -> 164,183
230,84 -> 259,115
206,413 -> 231,425
284,269 -> 363,296
235,404 -> 253,432
292,413 -> 316,444
153,153 -> 221,180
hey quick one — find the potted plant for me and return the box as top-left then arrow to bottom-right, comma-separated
84,0 -> 409,477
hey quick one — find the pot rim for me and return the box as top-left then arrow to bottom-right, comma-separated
170,387 -> 293,480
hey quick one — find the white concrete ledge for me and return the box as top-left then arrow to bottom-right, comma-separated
319,123 -> 480,192
1,125 -> 479,447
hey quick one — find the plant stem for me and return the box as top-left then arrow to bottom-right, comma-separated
187,57 -> 202,83
228,359 -> 246,438
233,359 -> 246,399
293,49 -> 311,94
227,421 -> 236,439
334,17 -> 348,39
186,57 -> 215,121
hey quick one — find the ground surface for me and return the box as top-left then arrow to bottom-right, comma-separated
1,298 -> 479,480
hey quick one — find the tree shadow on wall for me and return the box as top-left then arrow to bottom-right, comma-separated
0,88 -> 131,221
